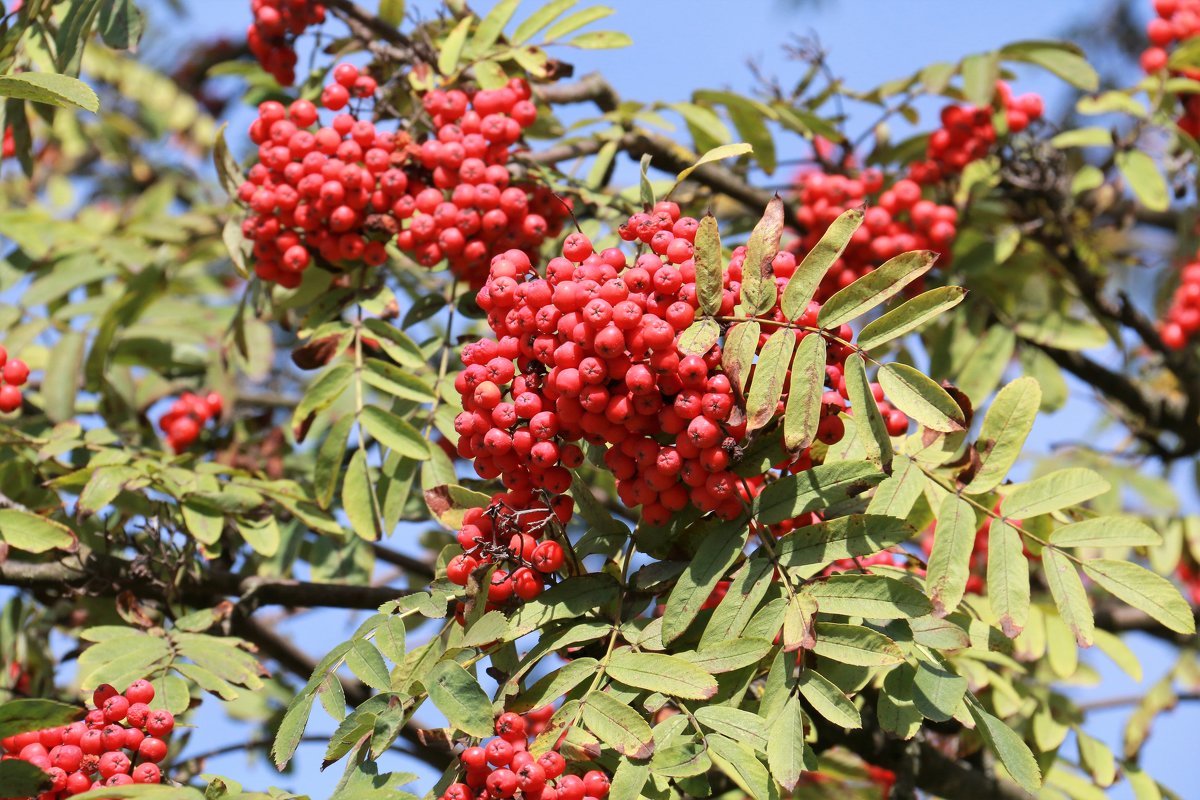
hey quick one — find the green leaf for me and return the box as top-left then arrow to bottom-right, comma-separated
98,0 -> 144,49
272,692 -> 315,769
638,153 -> 655,208
581,691 -> 654,759
776,514 -> 915,577
707,734 -> 771,800
343,449 -> 379,540
988,519 -> 1029,638
781,208 -> 863,320
844,355 -> 893,470
966,377 -> 1042,494
754,461 -> 885,526
912,662 -> 967,722
811,622 -> 903,666
694,706 -> 768,752
782,593 -> 817,652
1002,468 -> 1110,519
675,142 -> 753,184
738,196 -> 784,316
1116,150 -> 1169,212
362,320 -> 426,369
315,415 -> 354,510
607,651 -> 717,700
511,659 -> 599,712
783,333 -> 826,450
804,574 -> 932,619
1051,516 -> 1162,548
662,517 -> 749,644
292,363 -> 353,431
1051,126 -> 1112,148
967,703 -> 1042,794
42,330 -> 86,423
676,318 -> 720,357
427,661 -> 493,738
508,574 -> 620,639
0,72 -> 99,112
960,52 -> 999,105
608,757 -> 649,800
818,250 -> 937,329
1002,40 -> 1099,91
926,494 -> 976,617
693,214 -> 723,316
512,0 -> 576,43
0,509 -> 75,553
345,641 -> 391,691
469,0 -> 519,55
0,699 -> 81,738
1082,560 -> 1195,635
363,359 -> 436,403
235,516 -> 279,557
650,741 -> 711,778
720,321 -> 760,392
1075,727 -> 1117,787
877,363 -> 965,433
796,669 -> 861,729
361,407 -> 430,460
379,0 -> 406,26
679,638 -> 773,674
744,327 -> 795,433
544,6 -> 613,40
857,286 -> 967,351
0,758 -> 52,795
1043,547 -> 1094,646
567,30 -> 632,49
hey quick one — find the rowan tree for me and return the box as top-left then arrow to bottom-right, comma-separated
0,1 -> 1197,799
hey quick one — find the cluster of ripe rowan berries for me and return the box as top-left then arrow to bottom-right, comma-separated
453,203 -> 910,551
0,681 -> 173,798
908,81 -> 1044,185
445,496 -> 571,609
246,0 -> 325,86
1178,559 -> 1200,605
790,169 -> 959,299
239,64 -> 568,288
0,345 -> 29,414
1159,252 -> 1200,348
158,391 -> 223,451
439,709 -> 610,800
1141,0 -> 1200,136
2,127 -> 13,160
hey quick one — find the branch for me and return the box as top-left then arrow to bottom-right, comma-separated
1093,600 -> 1200,646
324,0 -> 436,64
530,75 -> 794,224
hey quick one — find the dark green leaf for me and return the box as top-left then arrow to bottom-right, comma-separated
744,327 -> 795,433
767,696 -> 807,792
662,516 -> 749,644
797,669 -> 860,729
857,286 -> 966,352
581,691 -> 654,759
0,510 -> 75,553
608,651 -> 717,699
926,494 -> 976,617
98,0 -> 144,49
805,574 -> 932,619
753,461 -> 885,526
811,622 -> 904,667
0,699 -> 81,738
361,407 -> 430,460
738,196 -> 784,316
783,333 -> 826,450
427,661 -> 493,738
967,703 -> 1042,794
693,214 -> 723,316
720,321 -> 759,392
0,72 -> 99,112
818,250 -> 937,329
781,208 -> 863,320
776,514 -> 915,578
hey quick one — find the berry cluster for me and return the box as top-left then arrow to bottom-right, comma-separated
1178,558 -> 1200,605
239,65 -> 567,289
158,391 -> 223,451
246,0 -> 326,86
1159,251 -> 1200,348
453,203 -> 910,548
0,681 -> 173,798
2,127 -> 13,160
1141,0 -> 1200,135
0,345 -> 29,414
445,497 -> 572,609
791,169 -> 958,300
908,82 -> 1044,184
439,709 -> 611,800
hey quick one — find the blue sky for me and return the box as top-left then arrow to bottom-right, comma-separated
27,0 -> 1200,797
